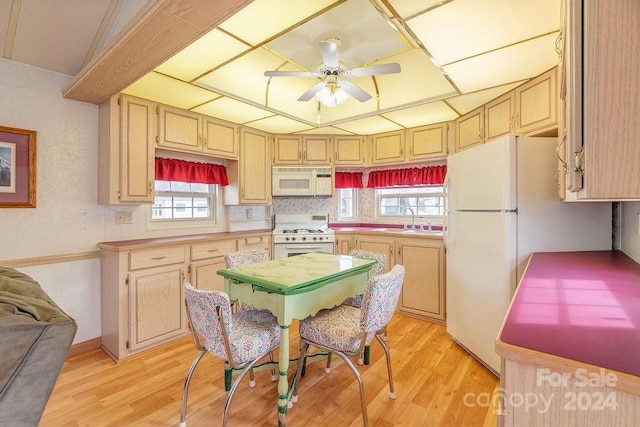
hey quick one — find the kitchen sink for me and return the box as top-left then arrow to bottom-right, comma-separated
371,227 -> 442,235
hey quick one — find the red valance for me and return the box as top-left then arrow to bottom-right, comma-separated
335,171 -> 364,188
155,158 -> 229,186
367,165 -> 447,188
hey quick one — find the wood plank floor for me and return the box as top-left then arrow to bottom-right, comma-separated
41,314 -> 499,426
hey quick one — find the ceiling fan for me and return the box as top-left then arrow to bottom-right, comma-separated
264,38 -> 401,106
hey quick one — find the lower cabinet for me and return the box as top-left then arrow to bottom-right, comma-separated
237,234 -> 272,258
354,233 -> 445,322
336,233 -> 354,254
99,232 -> 271,361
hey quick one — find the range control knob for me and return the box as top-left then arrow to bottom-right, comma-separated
313,237 -> 318,241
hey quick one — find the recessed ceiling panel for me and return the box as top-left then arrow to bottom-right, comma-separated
122,72 -> 220,109
382,101 -> 458,128
219,0 -> 339,46
387,0 -> 445,19
246,115 -> 313,134
446,81 -> 526,115
408,0 -> 561,66
443,34 -> 559,94
333,115 -> 403,135
155,29 -> 250,82
193,97 -> 274,124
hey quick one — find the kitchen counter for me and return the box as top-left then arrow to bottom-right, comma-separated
331,224 -> 443,239
496,250 -> 640,425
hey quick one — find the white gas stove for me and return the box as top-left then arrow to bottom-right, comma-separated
272,213 -> 335,259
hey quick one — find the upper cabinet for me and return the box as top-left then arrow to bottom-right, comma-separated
98,94 -> 155,204
371,130 -> 405,165
560,0 -> 640,200
273,135 -> 332,165
334,136 -> 366,166
455,68 -> 558,153
407,123 -> 449,161
157,105 -> 238,160
224,127 -> 271,205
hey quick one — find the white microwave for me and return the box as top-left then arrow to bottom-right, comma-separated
272,166 -> 333,197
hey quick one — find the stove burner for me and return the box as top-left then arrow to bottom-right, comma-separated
282,228 -> 325,234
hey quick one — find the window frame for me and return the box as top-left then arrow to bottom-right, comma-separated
337,188 -> 357,221
375,186 -> 445,224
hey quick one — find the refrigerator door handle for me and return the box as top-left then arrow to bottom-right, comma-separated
443,171 -> 450,251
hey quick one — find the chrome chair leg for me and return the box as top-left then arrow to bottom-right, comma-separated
330,350 -> 369,427
292,341 -> 309,402
376,334 -> 396,399
222,356 -> 267,427
179,349 -> 206,427
325,352 -> 332,373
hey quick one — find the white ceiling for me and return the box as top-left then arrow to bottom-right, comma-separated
1,0 -> 561,135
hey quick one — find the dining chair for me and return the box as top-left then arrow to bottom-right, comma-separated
292,265 -> 406,426
325,249 -> 387,372
179,284 -> 280,427
224,249 -> 270,311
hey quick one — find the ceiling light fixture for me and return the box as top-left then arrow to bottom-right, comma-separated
316,80 -> 349,107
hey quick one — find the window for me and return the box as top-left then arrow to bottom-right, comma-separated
338,188 -> 357,220
376,186 -> 444,219
152,180 -> 216,221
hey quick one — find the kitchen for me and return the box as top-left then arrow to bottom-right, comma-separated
1,0 -> 639,426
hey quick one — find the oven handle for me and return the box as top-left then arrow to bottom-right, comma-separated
280,245 -> 325,250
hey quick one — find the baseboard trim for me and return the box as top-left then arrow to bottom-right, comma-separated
67,337 -> 102,357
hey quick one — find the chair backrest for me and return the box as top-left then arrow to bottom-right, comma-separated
184,283 -> 232,360
224,249 -> 269,268
360,264 -> 405,334
348,249 -> 387,277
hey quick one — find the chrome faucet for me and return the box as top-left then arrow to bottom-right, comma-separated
402,207 -> 415,229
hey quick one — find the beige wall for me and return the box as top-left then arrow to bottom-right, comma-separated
621,201 -> 640,263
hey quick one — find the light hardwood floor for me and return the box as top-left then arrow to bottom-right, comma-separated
41,314 -> 499,426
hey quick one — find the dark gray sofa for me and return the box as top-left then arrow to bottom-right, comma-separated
0,266 -> 77,426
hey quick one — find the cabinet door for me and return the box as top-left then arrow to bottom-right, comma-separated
407,123 -> 447,161
336,234 -> 353,255
273,135 -> 302,164
191,258 -> 226,291
334,136 -> 365,166
371,130 -> 405,165
515,68 -> 557,135
355,236 -> 395,272
485,92 -> 515,142
303,136 -> 332,164
455,106 -> 484,152
396,239 -> 445,321
157,105 -> 202,153
202,117 -> 238,159
227,128 -> 271,204
128,264 -> 186,352
118,95 -> 155,203
237,235 -> 271,257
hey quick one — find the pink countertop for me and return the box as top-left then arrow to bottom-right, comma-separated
498,251 -> 640,377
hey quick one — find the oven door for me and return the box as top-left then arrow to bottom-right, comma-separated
273,242 -> 334,259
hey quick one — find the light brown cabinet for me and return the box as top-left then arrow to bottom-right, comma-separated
273,135 -> 332,165
485,92 -> 515,142
395,237 -> 445,321
224,127 -> 271,205
334,136 -> 366,166
455,106 -> 484,152
157,105 -> 239,159
336,233 -> 354,255
514,68 -> 557,135
561,0 -> 640,200
237,234 -> 272,258
98,94 -> 156,204
371,130 -> 405,165
406,122 -> 449,161
189,239 -> 237,291
354,233 -> 445,322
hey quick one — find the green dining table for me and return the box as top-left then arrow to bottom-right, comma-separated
217,251 -> 376,427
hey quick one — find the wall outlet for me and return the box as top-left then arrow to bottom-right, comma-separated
115,211 -> 133,225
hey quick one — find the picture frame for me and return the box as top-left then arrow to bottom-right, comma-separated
0,125 -> 37,208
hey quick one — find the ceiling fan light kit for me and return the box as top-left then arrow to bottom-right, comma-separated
264,37 -> 401,108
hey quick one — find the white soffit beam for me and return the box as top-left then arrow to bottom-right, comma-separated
295,126 -> 354,135
408,0 -> 561,66
443,33 -> 559,94
388,0 -> 446,19
123,72 -> 220,110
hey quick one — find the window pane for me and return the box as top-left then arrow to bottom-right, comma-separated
155,181 -> 171,192
171,181 -> 190,192
152,180 -> 216,221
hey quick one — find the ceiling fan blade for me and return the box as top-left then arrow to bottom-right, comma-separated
340,81 -> 372,102
346,63 -> 401,77
265,70 -> 317,77
298,82 -> 327,101
319,40 -> 340,69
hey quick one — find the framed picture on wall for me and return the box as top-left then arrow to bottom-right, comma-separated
0,125 -> 37,208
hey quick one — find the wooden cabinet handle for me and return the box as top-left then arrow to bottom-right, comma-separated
151,256 -> 166,260
206,249 -> 219,253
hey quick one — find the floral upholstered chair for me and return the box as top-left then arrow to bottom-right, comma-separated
179,284 -> 280,427
224,248 -> 270,312
292,265 -> 406,426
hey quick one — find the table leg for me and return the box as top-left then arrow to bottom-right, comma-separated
277,324 -> 290,426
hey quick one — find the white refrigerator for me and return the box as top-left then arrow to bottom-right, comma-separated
444,134 -> 612,375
